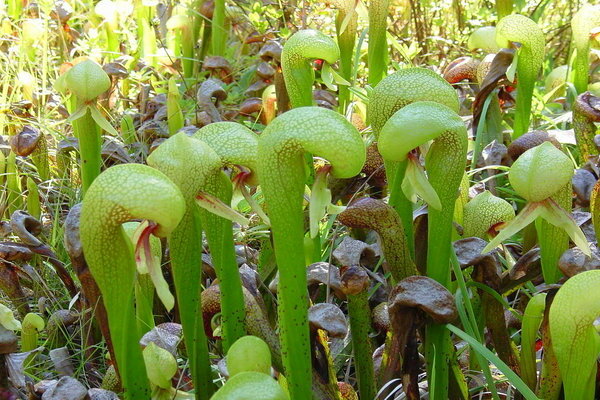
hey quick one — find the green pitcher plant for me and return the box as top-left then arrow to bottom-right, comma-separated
549,270 -> 600,400
55,59 -> 118,194
378,100 -> 467,399
257,106 -> 365,400
80,164 -> 186,399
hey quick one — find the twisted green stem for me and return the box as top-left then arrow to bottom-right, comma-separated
282,30 -> 340,108
341,266 -> 376,400
167,13 -> 195,79
80,164 -> 185,399
520,293 -> 546,391
147,133 -> 221,398
367,0 -> 389,85
194,122 -> 259,350
536,184 -> 571,284
378,101 -> 467,400
496,0 -> 512,19
71,99 -> 102,194
549,270 -> 600,399
495,14 -> 544,137
257,107 -> 365,400
212,0 -> 226,56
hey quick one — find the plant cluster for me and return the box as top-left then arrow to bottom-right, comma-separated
0,0 -> 599,400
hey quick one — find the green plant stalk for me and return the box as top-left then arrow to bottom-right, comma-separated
573,92 -> 600,161
282,30 -> 340,108
496,0 -> 512,19
135,0 -> 158,68
378,101 -> 467,399
120,114 -> 136,144
134,276 -> 155,334
70,97 -> 102,195
536,184 -> 571,284
257,107 -> 364,400
198,173 -> 246,351
450,252 -> 500,399
549,270 -> 600,399
367,0 -> 389,85
168,15 -> 195,79
170,209 -> 214,397
81,164 -> 185,399
31,135 -> 50,182
7,0 -> 22,19
190,0 -> 204,53
167,78 -> 184,135
520,293 -> 546,391
571,5 -> 600,94
6,151 -> 22,216
26,177 -> 41,220
332,0 -> 358,111
199,20 -> 212,62
425,129 -> 467,400
495,15 -> 544,137
182,27 -> 195,79
211,0 -> 226,56
538,294 -> 561,400
591,180 -> 600,244
193,122 -> 260,351
104,21 -> 120,57
386,160 -> 413,256
369,68 -> 459,257
347,291 -> 376,399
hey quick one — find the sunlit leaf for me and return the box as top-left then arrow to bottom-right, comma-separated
540,198 -> 591,256
0,303 -> 21,331
65,105 -> 89,124
143,342 -> 177,389
89,105 -> 119,136
134,221 -> 175,311
309,169 -> 332,238
402,157 -> 442,210
482,202 -> 543,253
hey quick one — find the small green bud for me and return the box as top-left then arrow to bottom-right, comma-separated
143,342 -> 177,389
463,191 -> 515,238
211,372 -> 289,400
226,335 -> 272,377
509,142 -> 573,203
0,303 -> 21,331
468,26 -> 500,52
